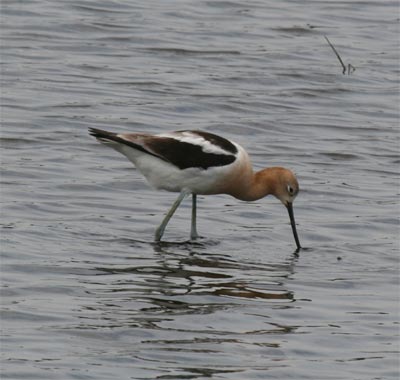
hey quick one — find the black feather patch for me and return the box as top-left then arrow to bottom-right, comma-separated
146,137 -> 236,170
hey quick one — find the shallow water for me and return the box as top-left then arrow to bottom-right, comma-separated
1,0 -> 399,379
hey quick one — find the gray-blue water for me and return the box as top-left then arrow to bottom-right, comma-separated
1,1 -> 399,379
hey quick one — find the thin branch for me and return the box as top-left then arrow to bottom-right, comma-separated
324,36 -> 347,74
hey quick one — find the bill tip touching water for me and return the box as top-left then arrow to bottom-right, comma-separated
89,127 -> 301,250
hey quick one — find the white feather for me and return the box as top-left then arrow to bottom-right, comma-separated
158,131 -> 234,156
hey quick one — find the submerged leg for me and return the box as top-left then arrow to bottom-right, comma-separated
155,190 -> 189,241
190,194 -> 199,240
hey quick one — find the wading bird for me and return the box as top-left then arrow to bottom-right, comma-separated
89,128 -> 301,250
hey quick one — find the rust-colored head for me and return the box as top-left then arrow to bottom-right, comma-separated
268,167 -> 299,207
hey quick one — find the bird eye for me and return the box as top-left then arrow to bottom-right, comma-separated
287,185 -> 294,195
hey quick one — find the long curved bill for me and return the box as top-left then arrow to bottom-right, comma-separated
286,202 -> 301,251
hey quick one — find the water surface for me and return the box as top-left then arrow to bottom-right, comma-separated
1,0 -> 399,379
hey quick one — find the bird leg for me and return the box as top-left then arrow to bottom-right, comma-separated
190,194 -> 199,240
155,190 -> 189,241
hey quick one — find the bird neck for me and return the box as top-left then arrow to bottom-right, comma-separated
235,168 -> 276,201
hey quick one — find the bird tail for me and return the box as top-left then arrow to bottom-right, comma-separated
88,127 -> 160,161
88,128 -> 119,143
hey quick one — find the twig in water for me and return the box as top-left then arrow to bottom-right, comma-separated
348,63 -> 356,74
324,36 -> 354,75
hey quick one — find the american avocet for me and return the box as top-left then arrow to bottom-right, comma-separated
89,128 -> 301,249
